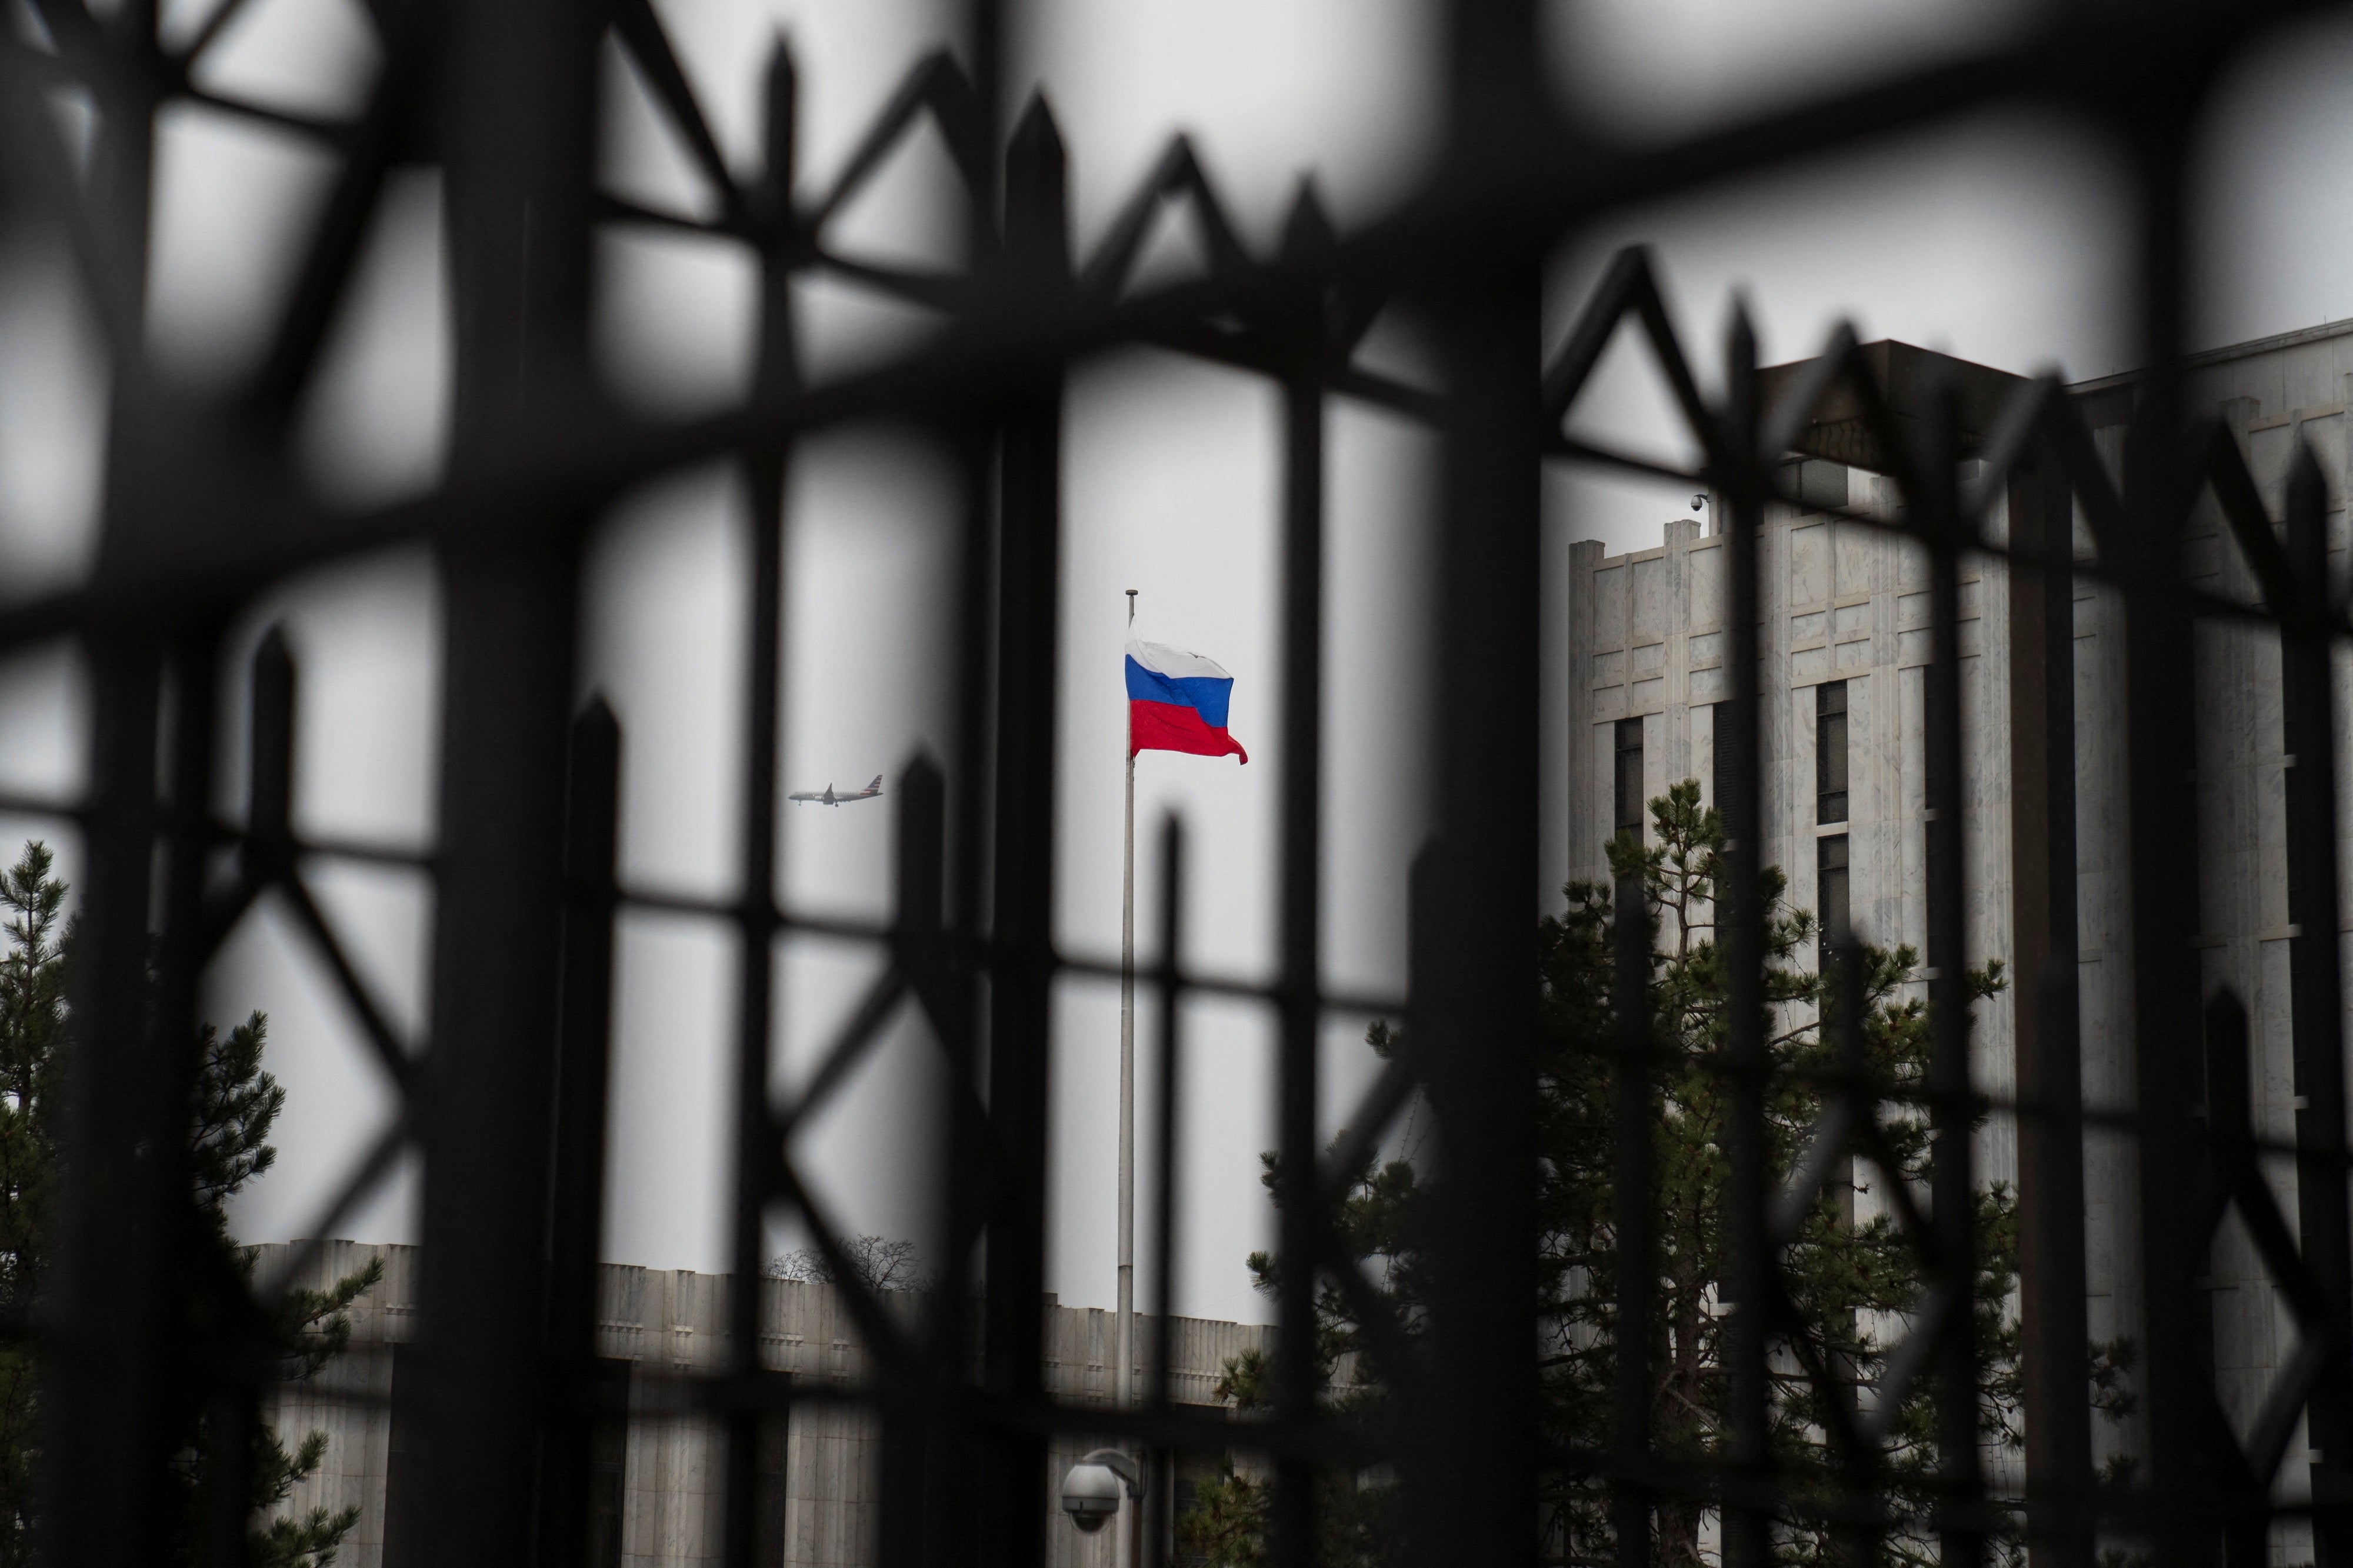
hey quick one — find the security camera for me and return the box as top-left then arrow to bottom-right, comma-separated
1690,494 -> 1707,512
1060,1449 -> 1144,1533
1059,1463 -> 1119,1533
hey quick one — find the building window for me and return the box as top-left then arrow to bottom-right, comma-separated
1615,718 -> 1645,841
1817,680 -> 1849,824
1818,833 -> 1851,950
1711,702 -> 1732,825
1916,668 -> 1977,954
2286,709 -> 2304,914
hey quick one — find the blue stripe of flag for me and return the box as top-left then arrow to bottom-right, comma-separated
1125,656 -> 1232,729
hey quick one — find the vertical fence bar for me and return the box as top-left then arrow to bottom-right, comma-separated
2118,118 -> 2233,1568
1921,386 -> 1984,1568
934,34 -> 1007,1568
1270,188 -> 1331,1568
1613,873 -> 1654,1568
409,530 -> 582,1562
2280,450 -> 2353,1566
1411,1 -> 1544,1558
40,632 -> 174,1568
2121,398 -> 2218,1568
1828,937 -> 1881,1568
729,50 -> 804,1568
978,98 -> 1068,1568
880,759 -> 948,1568
203,629 -> 290,1568
172,630 -> 233,1568
1150,814 -> 1187,1568
37,34 -> 174,1557
727,343 -> 791,1568
2201,992 -> 2271,1568
405,0 -> 598,1554
2018,452 -> 2093,1568
541,700 -> 623,1568
159,632 -> 227,1559
926,422 -> 996,1568
926,0 -> 1006,1503
928,2 -> 1006,1513
1719,311 -> 1772,1568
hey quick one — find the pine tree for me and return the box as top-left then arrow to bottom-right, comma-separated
0,846 -> 66,1562
1191,782 -> 2082,1567
0,842 -> 378,1566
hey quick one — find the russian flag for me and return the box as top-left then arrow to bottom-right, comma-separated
1126,639 -> 1248,763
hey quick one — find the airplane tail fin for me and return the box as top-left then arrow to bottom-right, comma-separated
868,775 -> 884,793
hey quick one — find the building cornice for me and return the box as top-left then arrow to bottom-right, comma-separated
2067,316 -> 2353,395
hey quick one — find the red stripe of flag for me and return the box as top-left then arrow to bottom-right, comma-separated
1129,699 -> 1248,763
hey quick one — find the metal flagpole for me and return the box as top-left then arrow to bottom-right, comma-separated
1119,588 -> 1138,1439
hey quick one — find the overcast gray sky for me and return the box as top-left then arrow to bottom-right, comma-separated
2,0 -> 2351,1326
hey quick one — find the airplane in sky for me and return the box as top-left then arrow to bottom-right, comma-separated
789,775 -> 884,808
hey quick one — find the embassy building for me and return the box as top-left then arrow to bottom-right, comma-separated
1558,319 -> 2353,1550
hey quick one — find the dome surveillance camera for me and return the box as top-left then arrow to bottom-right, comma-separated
1690,494 -> 1707,512
1060,1449 -> 1144,1534
1060,1463 -> 1120,1532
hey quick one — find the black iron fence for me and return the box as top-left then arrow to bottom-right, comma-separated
5,1 -> 2353,1566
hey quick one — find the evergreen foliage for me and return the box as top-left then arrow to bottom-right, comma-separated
1180,782 -> 2123,1568
0,847 -> 65,1562
0,842 -> 378,1567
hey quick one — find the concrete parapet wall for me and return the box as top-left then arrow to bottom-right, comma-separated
251,1242 -> 1271,1568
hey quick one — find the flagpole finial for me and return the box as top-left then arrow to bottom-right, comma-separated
1126,588 -> 1136,626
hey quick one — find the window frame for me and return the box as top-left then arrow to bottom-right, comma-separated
1817,679 -> 1849,825
1817,831 -> 1851,953
1614,716 -> 1645,842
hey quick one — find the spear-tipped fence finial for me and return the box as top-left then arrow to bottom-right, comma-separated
246,625 -> 296,860
1005,93 -> 1068,279
762,33 -> 799,213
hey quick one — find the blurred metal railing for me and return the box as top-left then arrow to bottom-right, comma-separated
5,1 -> 2353,1567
